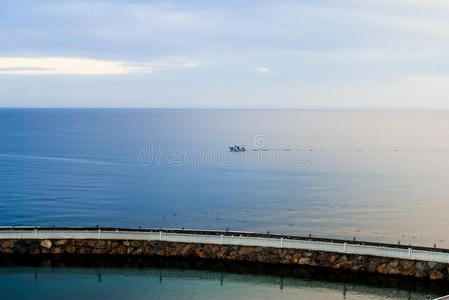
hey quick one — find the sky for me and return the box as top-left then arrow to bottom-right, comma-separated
1,0 -> 449,108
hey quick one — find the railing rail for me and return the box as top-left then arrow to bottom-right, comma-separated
1,229 -> 449,264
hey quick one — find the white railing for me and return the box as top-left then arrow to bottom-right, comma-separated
1,229 -> 449,264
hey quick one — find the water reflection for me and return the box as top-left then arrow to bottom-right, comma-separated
0,256 -> 447,300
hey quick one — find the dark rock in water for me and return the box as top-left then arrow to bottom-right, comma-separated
13,241 -> 28,254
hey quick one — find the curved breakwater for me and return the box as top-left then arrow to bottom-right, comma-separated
1,228 -> 449,282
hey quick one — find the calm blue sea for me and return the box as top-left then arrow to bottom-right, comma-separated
1,109 -> 449,247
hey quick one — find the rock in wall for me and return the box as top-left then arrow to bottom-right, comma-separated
0,239 -> 447,281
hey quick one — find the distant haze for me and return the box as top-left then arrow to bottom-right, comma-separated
1,0 -> 449,108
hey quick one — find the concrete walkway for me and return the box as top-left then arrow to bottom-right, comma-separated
1,227 -> 449,264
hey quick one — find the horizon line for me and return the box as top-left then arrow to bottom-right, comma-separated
1,107 -> 449,111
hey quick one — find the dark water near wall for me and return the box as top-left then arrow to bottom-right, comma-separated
0,256 -> 447,300
1,109 -> 449,247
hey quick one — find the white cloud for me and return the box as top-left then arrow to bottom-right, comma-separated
254,67 -> 271,73
0,57 -> 197,75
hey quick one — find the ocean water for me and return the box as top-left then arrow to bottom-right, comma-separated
0,263 -> 444,300
1,109 -> 449,247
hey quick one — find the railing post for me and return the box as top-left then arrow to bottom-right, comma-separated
34,228 -> 37,238
98,229 -> 101,239
220,234 -> 223,245
280,238 -> 283,248
408,247 -> 412,259
159,231 -> 162,240
343,242 -> 347,253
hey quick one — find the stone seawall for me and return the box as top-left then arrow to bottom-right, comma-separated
1,238 -> 448,281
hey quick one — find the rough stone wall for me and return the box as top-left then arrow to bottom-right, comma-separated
0,239 -> 448,281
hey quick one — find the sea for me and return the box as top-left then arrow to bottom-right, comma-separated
1,109 -> 449,299
1,109 -> 449,247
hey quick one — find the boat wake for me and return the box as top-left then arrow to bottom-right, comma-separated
250,148 -> 448,152
0,153 -> 122,165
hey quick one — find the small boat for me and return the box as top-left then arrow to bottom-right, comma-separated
229,144 -> 246,152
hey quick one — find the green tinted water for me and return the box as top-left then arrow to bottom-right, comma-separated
0,266 -> 444,300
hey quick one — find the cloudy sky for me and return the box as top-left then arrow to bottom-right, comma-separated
1,0 -> 449,108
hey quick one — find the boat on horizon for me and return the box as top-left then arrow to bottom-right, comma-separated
229,144 -> 246,152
